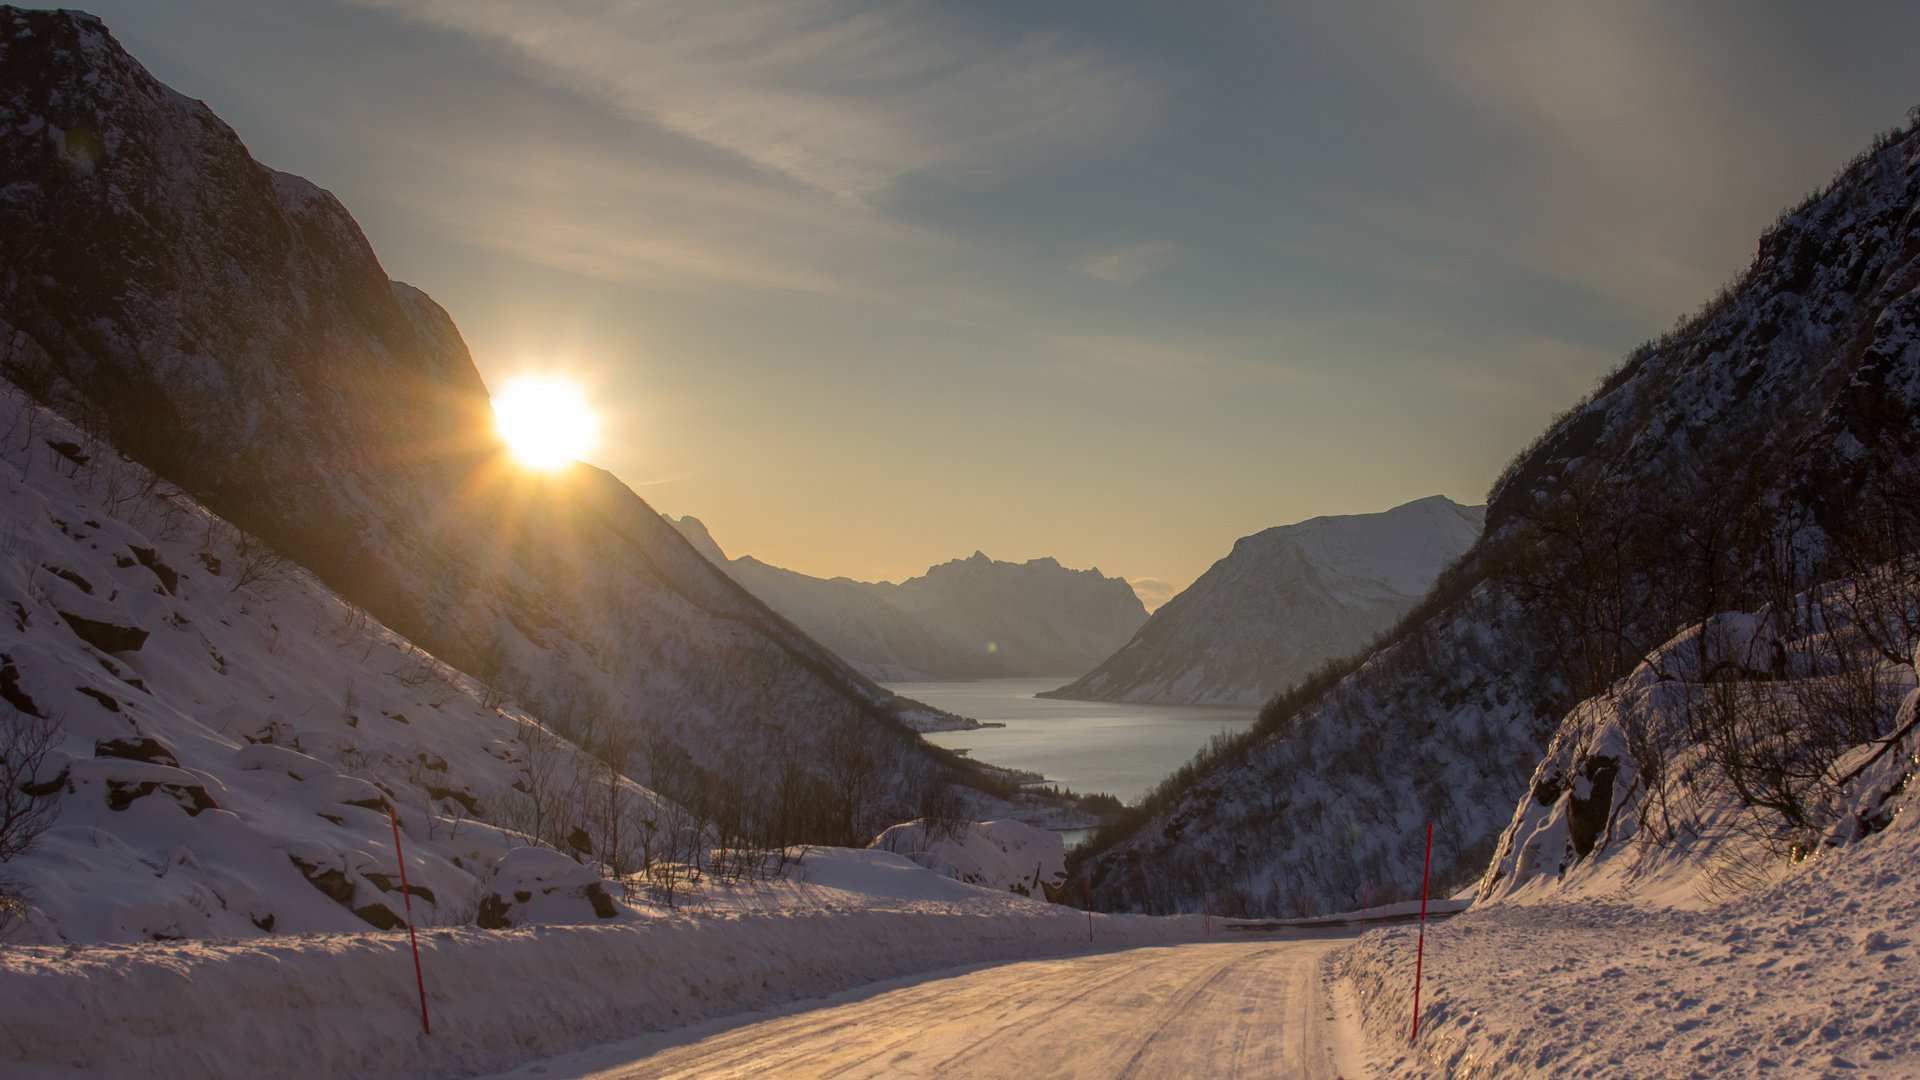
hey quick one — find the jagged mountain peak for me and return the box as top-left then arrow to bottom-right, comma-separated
665,518 -> 1146,681
666,514 -> 729,565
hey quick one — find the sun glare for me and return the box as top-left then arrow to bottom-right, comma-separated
492,375 -> 600,470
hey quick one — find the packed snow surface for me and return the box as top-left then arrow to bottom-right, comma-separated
476,938 -> 1363,1080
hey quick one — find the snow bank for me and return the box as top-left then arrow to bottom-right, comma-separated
0,892 -> 1203,1079
1344,823 -> 1920,1078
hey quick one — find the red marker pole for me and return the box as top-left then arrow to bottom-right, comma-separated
1409,822 -> 1433,1044
1085,879 -> 1094,942
388,804 -> 431,1036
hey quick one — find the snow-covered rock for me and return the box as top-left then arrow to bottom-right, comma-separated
475,847 -> 626,928
1480,607 -> 1916,908
670,516 -> 1147,682
1047,495 -> 1483,706
870,819 -> 1067,898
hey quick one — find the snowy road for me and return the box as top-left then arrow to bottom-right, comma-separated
493,938 -> 1366,1080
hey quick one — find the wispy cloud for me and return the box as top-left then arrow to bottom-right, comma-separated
1325,1 -> 1834,325
1076,242 -> 1182,284
353,0 -> 1163,200
1043,331 -> 1324,399
380,128 -> 932,293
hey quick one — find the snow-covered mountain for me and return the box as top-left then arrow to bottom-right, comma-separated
0,9 -> 980,844
0,384 -> 669,942
669,517 -> 1147,681
1045,496 -> 1482,706
1075,116 -> 1920,918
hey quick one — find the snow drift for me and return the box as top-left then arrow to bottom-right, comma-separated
869,818 -> 1067,898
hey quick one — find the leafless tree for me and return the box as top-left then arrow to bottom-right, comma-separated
496,718 -> 581,850
586,718 -> 648,892
822,717 -> 883,846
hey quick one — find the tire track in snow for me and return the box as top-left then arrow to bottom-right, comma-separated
535,939 -> 1357,1080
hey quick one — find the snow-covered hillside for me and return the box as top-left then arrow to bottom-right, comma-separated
0,10 -> 980,840
1344,601 -> 1920,1078
0,383 -> 672,943
1047,495 -> 1482,706
1078,116 -> 1920,919
670,517 -> 1147,681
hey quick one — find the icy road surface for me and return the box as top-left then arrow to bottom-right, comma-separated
486,938 -> 1366,1080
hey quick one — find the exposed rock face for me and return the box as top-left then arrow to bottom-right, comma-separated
670,517 -> 1147,681
1046,496 -> 1482,706
1078,120 -> 1920,917
0,8 -> 968,838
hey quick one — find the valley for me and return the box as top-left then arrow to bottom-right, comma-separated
2,5 -> 1919,1079
901,678 -> 1258,805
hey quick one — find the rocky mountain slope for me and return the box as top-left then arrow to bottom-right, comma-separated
0,384 -> 664,942
0,8 -> 979,843
1075,115 -> 1920,918
1045,496 -> 1482,706
670,517 -> 1147,681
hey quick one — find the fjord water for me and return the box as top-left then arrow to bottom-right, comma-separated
893,678 -> 1260,804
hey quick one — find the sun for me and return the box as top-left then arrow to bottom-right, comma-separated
492,375 -> 600,470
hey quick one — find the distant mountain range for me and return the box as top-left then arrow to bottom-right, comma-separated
670,517 -> 1148,681
1045,496 -> 1483,706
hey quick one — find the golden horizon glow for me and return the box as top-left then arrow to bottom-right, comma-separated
492,375 -> 600,470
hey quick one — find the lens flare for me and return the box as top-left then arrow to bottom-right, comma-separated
492,375 -> 600,470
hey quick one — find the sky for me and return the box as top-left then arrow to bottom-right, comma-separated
84,0 -> 1920,607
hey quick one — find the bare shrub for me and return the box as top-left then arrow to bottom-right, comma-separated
0,706 -> 63,934
822,717 -> 882,846
1,707 -> 63,863
229,529 -> 298,596
918,771 -> 970,844
495,717 -> 580,851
